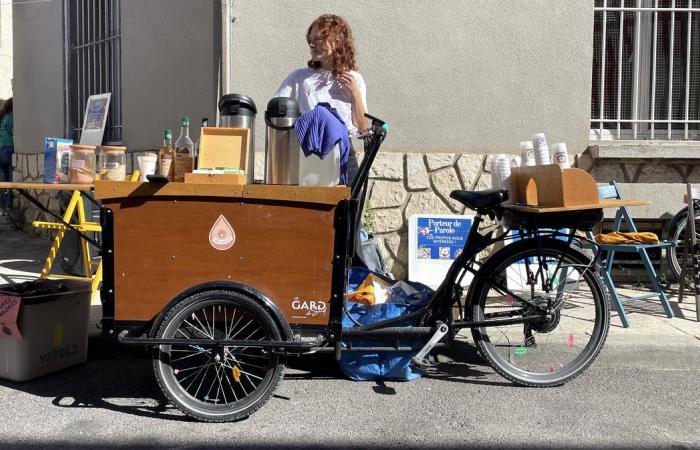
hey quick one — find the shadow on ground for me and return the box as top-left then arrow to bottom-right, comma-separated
0,336 -> 499,421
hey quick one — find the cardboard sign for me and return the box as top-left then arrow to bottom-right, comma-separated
408,214 -> 475,289
0,295 -> 22,340
79,93 -> 111,146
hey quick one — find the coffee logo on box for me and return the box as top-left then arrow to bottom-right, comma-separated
209,215 -> 236,251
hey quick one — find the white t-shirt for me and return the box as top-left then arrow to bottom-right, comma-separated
275,67 -> 368,136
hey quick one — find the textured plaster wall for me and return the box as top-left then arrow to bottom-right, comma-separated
0,1 -> 12,98
229,1 -> 594,155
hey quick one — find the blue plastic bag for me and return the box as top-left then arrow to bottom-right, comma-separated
339,267 -> 434,381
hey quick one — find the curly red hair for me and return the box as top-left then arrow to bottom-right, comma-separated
306,14 -> 357,75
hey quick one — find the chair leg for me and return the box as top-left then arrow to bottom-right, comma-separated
639,249 -> 675,319
602,251 -> 630,328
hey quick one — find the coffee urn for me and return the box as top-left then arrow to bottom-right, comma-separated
264,97 -> 301,185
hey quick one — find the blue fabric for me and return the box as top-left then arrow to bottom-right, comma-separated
340,267 -> 434,381
0,145 -> 13,210
294,103 -> 351,184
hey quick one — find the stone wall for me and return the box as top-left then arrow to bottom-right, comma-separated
9,151 -> 490,279
363,152 -> 490,279
11,148 -> 692,280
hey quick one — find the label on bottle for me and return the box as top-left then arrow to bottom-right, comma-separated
160,154 -> 173,178
174,153 -> 193,182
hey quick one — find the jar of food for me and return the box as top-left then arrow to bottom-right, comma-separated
69,145 -> 97,184
99,146 -> 127,181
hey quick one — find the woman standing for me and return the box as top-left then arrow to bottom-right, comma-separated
275,14 -> 368,184
0,97 -> 13,215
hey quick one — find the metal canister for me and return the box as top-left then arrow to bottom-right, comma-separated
218,94 -> 257,183
264,97 -> 301,185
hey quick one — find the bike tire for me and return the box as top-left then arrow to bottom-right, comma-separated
469,238 -> 609,387
665,202 -> 700,282
152,289 -> 285,422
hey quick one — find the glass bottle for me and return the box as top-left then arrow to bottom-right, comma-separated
159,129 -> 175,181
194,117 -> 208,169
174,116 -> 194,182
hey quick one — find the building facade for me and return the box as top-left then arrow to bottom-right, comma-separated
10,1 -> 700,278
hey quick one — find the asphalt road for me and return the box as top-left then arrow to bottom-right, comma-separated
0,336 -> 698,450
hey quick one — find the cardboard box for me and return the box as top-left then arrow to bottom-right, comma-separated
0,280 -> 91,382
197,127 -> 249,179
43,138 -> 74,183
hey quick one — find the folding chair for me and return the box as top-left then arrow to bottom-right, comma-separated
588,180 -> 675,327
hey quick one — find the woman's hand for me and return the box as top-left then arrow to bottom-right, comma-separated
337,72 -> 361,100
337,71 -> 368,132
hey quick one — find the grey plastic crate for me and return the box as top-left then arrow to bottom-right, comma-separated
0,279 -> 91,382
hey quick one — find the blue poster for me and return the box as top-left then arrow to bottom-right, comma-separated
416,217 -> 472,260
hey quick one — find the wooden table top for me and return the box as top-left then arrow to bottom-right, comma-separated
0,182 -> 93,191
504,199 -> 651,213
94,181 -> 351,205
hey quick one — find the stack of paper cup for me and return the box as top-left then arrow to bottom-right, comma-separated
551,143 -> 570,168
510,155 -> 522,168
532,132 -> 551,165
490,153 -> 507,189
520,141 -> 535,166
138,153 -> 158,181
494,155 -> 513,204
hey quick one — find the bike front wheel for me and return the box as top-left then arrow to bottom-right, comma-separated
152,289 -> 285,422
469,238 -> 609,387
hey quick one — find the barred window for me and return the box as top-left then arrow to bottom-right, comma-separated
66,0 -> 122,144
592,0 -> 700,140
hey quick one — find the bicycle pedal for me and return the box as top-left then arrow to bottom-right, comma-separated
411,322 -> 449,367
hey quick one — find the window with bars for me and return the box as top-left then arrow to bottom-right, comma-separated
66,0 -> 122,144
592,0 -> 700,140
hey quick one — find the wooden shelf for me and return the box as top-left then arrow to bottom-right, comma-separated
505,199 -> 651,213
0,182 -> 93,191
94,181 -> 350,205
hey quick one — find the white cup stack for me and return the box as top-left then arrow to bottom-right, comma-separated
510,155 -> 522,168
490,153 -> 507,190
532,132 -> 551,165
551,143 -> 570,168
520,141 -> 535,166
493,155 -> 513,204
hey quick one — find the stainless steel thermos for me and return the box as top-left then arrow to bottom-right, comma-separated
264,97 -> 301,185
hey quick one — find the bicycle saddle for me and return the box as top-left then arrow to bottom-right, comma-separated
450,189 -> 508,211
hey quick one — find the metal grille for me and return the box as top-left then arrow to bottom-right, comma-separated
65,0 -> 122,144
592,0 -> 700,140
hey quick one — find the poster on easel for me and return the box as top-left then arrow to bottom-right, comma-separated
79,93 -> 111,146
408,214 -> 475,289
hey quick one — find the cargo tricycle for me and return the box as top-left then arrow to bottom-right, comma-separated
94,115 -> 610,422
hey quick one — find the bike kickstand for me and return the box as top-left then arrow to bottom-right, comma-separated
411,322 -> 449,368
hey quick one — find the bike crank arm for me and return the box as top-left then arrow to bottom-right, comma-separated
411,322 -> 449,367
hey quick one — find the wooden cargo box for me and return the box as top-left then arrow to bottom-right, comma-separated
95,181 -> 350,326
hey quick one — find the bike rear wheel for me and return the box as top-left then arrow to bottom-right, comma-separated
666,203 -> 700,282
469,238 -> 609,387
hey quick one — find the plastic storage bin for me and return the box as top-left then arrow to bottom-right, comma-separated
0,279 -> 91,382
298,143 -> 341,187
